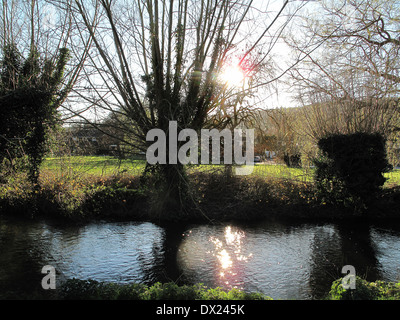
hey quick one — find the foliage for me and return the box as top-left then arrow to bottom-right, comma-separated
1,156 -> 400,221
189,171 -> 317,221
59,279 -> 272,300
0,170 -> 35,216
0,43 -> 69,185
314,132 -> 392,211
81,186 -> 148,219
197,286 -> 269,300
283,153 -> 302,168
0,162 -> 147,220
329,277 -> 400,300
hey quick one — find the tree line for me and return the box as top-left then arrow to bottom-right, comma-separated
1,0 -> 399,217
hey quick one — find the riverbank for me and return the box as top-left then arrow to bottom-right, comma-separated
3,277 -> 399,300
67,277 -> 400,300
1,169 -> 400,223
59,277 -> 400,300
58,279 -> 272,300
65,277 -> 400,300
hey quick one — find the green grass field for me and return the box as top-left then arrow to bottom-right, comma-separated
42,156 -> 400,186
42,156 -> 146,177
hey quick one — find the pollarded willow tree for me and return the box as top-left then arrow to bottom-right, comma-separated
68,0 -> 305,217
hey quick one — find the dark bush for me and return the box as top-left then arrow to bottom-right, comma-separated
314,132 -> 392,210
283,153 -> 302,168
80,186 -> 148,219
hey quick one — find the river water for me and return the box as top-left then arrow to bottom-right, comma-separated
1,216 -> 400,299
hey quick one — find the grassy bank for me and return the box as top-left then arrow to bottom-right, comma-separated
5,277 -> 398,300
62,277 -> 400,300
57,279 -> 271,300
41,156 -> 400,186
63,277 -> 400,300
1,156 -> 400,222
328,277 -> 400,300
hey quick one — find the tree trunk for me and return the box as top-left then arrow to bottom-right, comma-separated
160,163 -> 190,217
143,162 -> 192,220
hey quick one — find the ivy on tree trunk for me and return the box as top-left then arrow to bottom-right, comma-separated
0,44 -> 69,186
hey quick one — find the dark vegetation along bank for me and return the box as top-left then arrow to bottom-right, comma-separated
1,170 -> 400,224
1,173 -> 400,225
1,132 -> 400,224
1,165 -> 400,224
59,277 -> 400,300
3,277 -> 400,300
62,277 -> 400,300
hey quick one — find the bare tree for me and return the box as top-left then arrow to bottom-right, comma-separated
1,0 -> 91,89
64,0 -> 307,217
286,0 -> 400,142
316,0 -> 400,89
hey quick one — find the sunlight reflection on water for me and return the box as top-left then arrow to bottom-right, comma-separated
2,217 -> 400,300
208,226 -> 253,289
177,223 -> 332,299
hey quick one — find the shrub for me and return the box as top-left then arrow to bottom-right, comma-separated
80,186 -> 148,219
59,279 -> 272,300
198,286 -> 270,300
329,277 -> 377,300
314,132 -> 392,210
283,153 -> 302,168
140,282 -> 199,300
329,277 -> 400,300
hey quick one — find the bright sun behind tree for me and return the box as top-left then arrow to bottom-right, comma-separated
219,63 -> 247,88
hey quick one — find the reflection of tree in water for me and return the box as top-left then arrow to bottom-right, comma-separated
0,219 -> 58,299
338,222 -> 381,281
309,222 -> 381,299
138,223 -> 187,285
0,218 -> 188,297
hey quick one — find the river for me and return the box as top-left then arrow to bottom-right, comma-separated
1,216 -> 400,299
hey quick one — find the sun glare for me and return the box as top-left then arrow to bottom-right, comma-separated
219,64 -> 246,87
